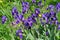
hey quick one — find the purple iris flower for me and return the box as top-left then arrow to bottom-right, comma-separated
22,2 -> 29,14
56,3 -> 60,12
35,8 -> 40,16
38,1 -> 42,6
12,7 -> 18,16
22,2 -> 29,7
23,18 -> 33,29
2,16 -> 7,24
16,29 -> 23,39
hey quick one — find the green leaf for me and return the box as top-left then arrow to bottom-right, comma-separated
26,33 -> 35,40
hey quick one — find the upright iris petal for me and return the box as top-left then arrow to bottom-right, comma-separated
2,16 -> 7,24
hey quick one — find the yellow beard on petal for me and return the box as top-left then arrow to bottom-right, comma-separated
38,14 -> 42,18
